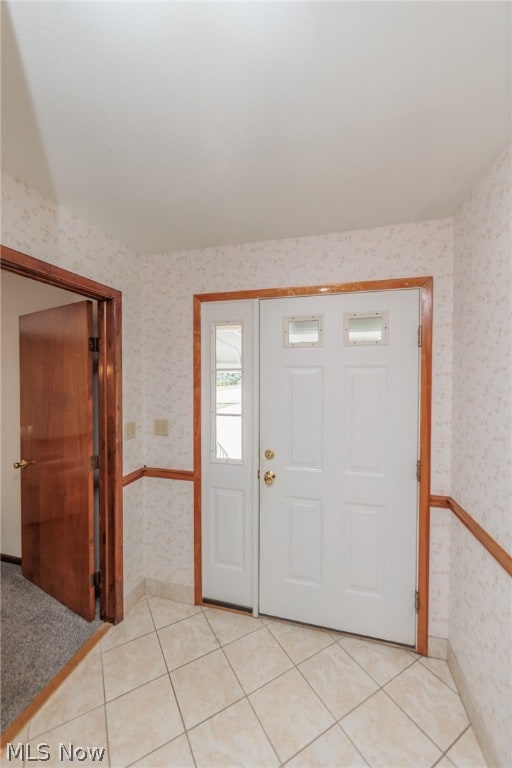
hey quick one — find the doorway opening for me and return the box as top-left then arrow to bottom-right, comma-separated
1,245 -> 123,625
193,277 -> 433,655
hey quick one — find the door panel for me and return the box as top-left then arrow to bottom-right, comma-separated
211,487 -> 246,569
344,503 -> 383,594
287,497 -> 323,585
288,367 -> 323,467
19,301 -> 95,621
259,290 -> 419,645
346,366 -> 386,470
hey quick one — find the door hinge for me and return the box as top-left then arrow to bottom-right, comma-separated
91,570 -> 101,589
415,590 -> 419,613
417,325 -> 423,348
88,336 -> 99,352
90,454 -> 102,470
416,459 -> 421,482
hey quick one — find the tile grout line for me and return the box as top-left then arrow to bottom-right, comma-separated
149,617 -> 199,768
294,639 -> 383,720
201,609 -> 283,767
99,649 -> 112,768
418,656 -> 460,695
337,689 -> 413,768
337,689 -> 388,765
379,678 -> 461,758
439,723 -> 474,763
336,635 -> 418,687
264,629 -> 378,766
213,616 -> 362,767
104,600 -> 167,768
20,598 -> 484,768
243,617 -> 364,763
101,598 -> 158,653
265,619 -> 337,667
161,613 -> 249,744
385,657 -> 470,722
332,721 -> 371,768
267,623 -> 373,763
25,651 -> 109,746
332,653 -> 468,766
104,597 -> 202,649
201,605 -> 267,645
123,735 -> 183,768
101,627 -> 155,654
152,609 -> 204,634
336,685 -> 445,768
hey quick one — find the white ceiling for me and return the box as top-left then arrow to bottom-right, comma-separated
2,1 -> 510,254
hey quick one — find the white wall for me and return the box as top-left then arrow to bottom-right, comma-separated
0,272 -> 84,556
451,145 -> 512,766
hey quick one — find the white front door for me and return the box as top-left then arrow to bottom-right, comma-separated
259,290 -> 420,644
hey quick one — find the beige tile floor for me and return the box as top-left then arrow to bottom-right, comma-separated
5,596 -> 488,768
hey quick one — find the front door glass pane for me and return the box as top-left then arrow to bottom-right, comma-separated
284,315 -> 323,346
214,324 -> 243,461
344,312 -> 389,345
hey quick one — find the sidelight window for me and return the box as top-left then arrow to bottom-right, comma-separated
211,323 -> 243,462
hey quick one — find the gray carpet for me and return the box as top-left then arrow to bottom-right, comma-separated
1,561 -> 104,732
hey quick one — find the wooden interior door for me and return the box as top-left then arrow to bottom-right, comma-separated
19,301 -> 96,621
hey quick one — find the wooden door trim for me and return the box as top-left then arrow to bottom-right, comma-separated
1,245 -> 123,624
0,623 -> 110,749
193,276 -> 433,655
431,495 -> 512,576
122,466 -> 194,486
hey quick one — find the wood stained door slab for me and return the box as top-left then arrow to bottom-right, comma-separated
20,301 -> 96,620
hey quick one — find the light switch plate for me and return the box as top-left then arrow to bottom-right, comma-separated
124,421 -> 136,440
154,418 -> 169,437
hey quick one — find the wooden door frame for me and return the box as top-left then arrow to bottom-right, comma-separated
1,245 -> 123,624
193,276 -> 433,655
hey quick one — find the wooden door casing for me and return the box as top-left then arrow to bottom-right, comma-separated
193,276 -> 433,655
1,245 -> 123,625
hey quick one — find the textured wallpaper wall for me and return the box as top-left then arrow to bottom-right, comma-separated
140,217 -> 454,637
451,145 -> 512,766
452,146 -> 512,550
142,220 -> 454,486
1,173 -> 455,636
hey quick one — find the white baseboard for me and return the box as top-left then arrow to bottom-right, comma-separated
123,579 -> 147,614
428,635 -> 448,659
144,577 -> 194,605
447,642 -> 501,768
123,577 -> 194,615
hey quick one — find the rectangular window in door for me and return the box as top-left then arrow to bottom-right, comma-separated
212,323 -> 243,462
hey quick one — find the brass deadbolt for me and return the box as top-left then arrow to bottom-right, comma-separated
264,470 -> 276,486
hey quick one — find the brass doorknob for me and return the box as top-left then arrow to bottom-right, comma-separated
13,459 -> 35,470
264,470 -> 276,486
